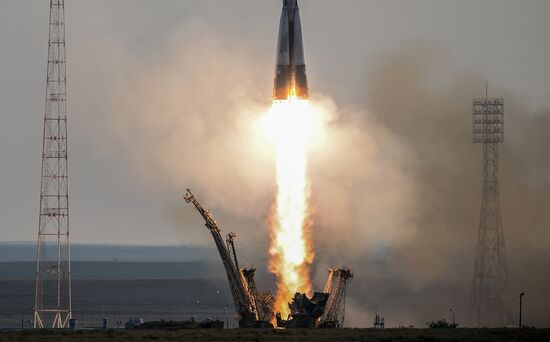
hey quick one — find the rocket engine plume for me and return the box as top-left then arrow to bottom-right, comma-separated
263,0 -> 317,319
262,97 -> 318,319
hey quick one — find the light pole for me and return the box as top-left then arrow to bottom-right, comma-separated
449,308 -> 455,326
224,307 -> 229,329
519,292 -> 525,329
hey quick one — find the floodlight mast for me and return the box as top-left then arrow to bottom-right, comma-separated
470,86 -> 511,327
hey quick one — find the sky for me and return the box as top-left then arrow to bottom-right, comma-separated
0,0 -> 549,327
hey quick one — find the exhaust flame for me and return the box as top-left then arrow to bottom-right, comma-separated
260,96 -> 321,319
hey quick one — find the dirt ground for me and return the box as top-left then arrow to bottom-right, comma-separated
0,328 -> 549,342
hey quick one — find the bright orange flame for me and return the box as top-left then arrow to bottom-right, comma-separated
260,96 -> 321,319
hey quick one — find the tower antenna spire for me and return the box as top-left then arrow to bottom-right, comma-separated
33,0 -> 72,329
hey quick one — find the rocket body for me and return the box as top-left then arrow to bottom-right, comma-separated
273,0 -> 309,100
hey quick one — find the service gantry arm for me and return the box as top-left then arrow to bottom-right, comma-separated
320,268 -> 353,328
323,268 -> 335,294
184,189 -> 258,327
226,232 -> 263,321
226,232 -> 240,271
242,267 -> 275,323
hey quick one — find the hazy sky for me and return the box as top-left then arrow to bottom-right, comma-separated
1,0 -> 550,327
1,0 -> 549,245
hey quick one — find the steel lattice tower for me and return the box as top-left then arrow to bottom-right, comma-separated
33,0 -> 72,329
470,87 -> 510,327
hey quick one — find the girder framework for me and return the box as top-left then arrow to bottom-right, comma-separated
184,189 -> 266,328
470,94 -> 510,327
34,0 -> 72,329
320,268 -> 353,328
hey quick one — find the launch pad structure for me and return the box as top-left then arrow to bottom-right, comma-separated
183,189 -> 353,329
184,189 -> 273,328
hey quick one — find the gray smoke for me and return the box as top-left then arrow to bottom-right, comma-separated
311,42 -> 550,328
78,21 -> 549,328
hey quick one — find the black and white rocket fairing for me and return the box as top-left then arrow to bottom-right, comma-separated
273,0 -> 309,100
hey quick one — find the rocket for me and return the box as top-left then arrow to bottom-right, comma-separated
273,0 -> 309,100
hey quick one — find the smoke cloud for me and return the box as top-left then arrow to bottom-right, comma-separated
76,18 -> 550,328
325,42 -> 550,328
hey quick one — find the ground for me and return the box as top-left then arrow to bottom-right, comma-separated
0,328 -> 549,342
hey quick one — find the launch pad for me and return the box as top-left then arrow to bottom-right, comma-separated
184,189 -> 353,329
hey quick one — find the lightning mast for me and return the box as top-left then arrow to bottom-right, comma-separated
34,0 -> 72,328
470,86 -> 510,327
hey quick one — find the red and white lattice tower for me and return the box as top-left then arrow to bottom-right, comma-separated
33,0 -> 72,329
